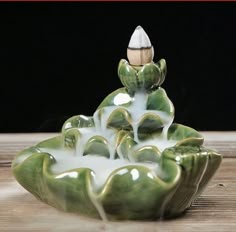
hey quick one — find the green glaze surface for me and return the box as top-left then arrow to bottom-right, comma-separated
12,35 -> 222,220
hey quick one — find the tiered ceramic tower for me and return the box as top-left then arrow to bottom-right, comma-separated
12,26 -> 222,220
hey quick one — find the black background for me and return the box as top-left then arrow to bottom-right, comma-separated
0,2 -> 236,132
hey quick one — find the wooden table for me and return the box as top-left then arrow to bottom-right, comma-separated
1,133 -> 236,232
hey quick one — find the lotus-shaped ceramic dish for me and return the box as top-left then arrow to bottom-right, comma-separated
12,26 -> 222,221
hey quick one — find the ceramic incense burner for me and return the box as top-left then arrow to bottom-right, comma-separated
12,26 -> 222,220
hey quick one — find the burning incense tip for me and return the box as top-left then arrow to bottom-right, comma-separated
127,26 -> 154,65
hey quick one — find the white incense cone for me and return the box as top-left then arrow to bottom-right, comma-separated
127,26 -> 154,66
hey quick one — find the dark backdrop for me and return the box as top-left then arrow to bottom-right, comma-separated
0,2 -> 235,132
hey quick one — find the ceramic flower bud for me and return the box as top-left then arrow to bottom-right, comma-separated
118,59 -> 166,92
12,26 -> 222,221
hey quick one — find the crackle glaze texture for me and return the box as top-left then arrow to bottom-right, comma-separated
12,27 -> 222,221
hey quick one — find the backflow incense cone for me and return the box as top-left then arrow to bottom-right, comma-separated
127,26 -> 154,65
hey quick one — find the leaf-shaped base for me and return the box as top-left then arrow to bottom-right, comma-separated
12,136 -> 222,220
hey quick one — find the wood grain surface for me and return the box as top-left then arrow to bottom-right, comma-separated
0,133 -> 236,232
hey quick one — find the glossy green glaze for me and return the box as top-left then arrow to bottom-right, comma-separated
118,59 -> 166,92
12,34 -> 222,220
12,134 -> 221,220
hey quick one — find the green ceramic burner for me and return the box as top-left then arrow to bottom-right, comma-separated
12,26 -> 222,220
